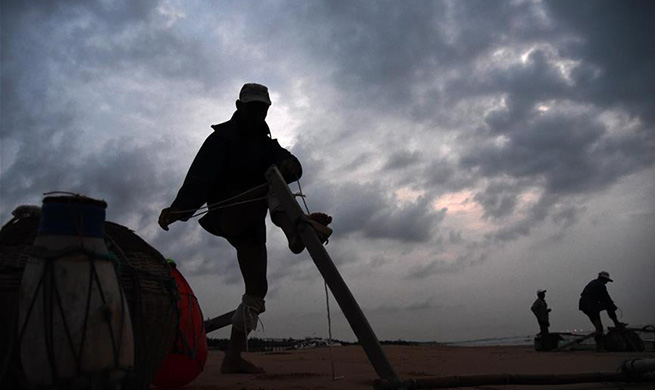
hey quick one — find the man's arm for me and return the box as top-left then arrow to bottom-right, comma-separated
159,133 -> 226,230
599,285 -> 617,311
269,139 -> 302,183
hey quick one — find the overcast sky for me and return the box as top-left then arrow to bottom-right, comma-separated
2,0 -> 654,343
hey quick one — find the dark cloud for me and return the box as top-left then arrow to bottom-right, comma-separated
546,0 -> 655,124
384,150 -> 423,171
483,194 -> 555,243
473,180 -> 520,220
406,251 -> 487,279
327,181 -> 445,243
0,0 -> 214,223
464,109 -> 654,195
367,297 -> 457,313
288,0 -> 552,115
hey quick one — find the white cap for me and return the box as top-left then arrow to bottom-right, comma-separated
537,289 -> 547,294
239,83 -> 272,105
598,271 -> 613,282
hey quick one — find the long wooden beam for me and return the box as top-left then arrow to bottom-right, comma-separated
204,310 -> 236,333
265,166 -> 400,385
374,371 -> 655,390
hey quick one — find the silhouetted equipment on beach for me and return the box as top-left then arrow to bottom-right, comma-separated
605,327 -> 645,352
553,331 -> 597,352
554,326 -> 647,352
533,332 -> 564,351
0,196 -> 178,390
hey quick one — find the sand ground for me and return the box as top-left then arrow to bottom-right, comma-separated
177,345 -> 655,390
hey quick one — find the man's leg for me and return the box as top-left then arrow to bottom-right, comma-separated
585,311 -> 604,351
222,236 -> 268,374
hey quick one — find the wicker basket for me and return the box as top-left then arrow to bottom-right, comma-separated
0,216 -> 178,390
0,216 -> 39,389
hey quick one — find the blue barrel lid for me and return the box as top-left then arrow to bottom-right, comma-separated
38,195 -> 107,238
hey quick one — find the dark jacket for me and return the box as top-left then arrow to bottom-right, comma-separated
171,112 -> 302,223
578,278 -> 617,314
531,298 -> 549,323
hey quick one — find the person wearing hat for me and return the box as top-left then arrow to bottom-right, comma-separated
531,289 -> 551,335
158,83 -> 331,374
579,271 -> 623,350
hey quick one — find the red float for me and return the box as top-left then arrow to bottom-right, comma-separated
152,261 -> 208,388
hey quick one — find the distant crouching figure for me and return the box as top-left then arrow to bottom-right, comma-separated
579,271 -> 623,350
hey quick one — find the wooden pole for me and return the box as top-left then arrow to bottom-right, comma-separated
204,310 -> 236,333
374,371 -> 655,390
627,327 -> 655,333
265,166 -> 400,385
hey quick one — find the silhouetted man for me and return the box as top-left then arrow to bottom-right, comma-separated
158,83 -> 330,374
531,289 -> 551,335
579,271 -> 623,351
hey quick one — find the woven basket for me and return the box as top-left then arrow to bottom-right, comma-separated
0,216 -> 39,388
0,216 -> 178,390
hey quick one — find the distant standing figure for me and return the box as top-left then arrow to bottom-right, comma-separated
531,289 -> 551,335
579,271 -> 623,350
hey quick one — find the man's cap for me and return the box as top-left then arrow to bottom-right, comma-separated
598,271 -> 613,282
537,289 -> 547,294
239,83 -> 271,105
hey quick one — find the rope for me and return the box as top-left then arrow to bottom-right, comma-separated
189,196 -> 269,219
242,305 -> 266,353
324,282 -> 343,380
166,182 -> 307,221
168,183 -> 269,219
295,176 -> 311,214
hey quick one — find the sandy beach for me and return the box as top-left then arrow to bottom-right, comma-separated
178,345 -> 655,390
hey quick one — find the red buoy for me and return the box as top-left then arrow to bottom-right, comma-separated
152,261 -> 208,388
